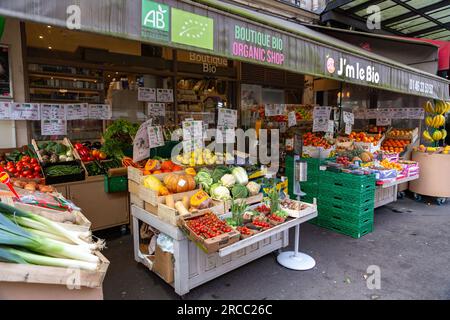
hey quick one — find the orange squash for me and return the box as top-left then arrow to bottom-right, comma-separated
163,173 -> 196,193
185,168 -> 196,176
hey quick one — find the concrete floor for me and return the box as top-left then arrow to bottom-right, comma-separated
99,196 -> 450,300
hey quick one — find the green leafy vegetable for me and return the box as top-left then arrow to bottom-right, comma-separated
231,184 -> 249,199
101,120 -> 139,160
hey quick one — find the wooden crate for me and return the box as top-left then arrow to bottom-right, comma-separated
224,193 -> 264,212
130,193 -> 144,209
0,251 -> 109,289
128,180 -> 140,196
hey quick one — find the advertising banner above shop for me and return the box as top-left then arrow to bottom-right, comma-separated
1,0 -> 448,100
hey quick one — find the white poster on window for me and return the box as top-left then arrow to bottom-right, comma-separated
216,126 -> 236,144
41,104 -> 66,121
89,104 -> 112,119
157,89 -> 174,103
345,123 -> 352,135
312,117 -> 328,132
147,103 -> 166,118
66,104 -> 89,120
288,111 -> 297,127
182,120 -> 203,140
11,103 -> 40,120
218,108 -> 238,128
138,87 -> 157,102
0,102 -> 11,119
41,119 -> 67,136
313,106 -> 332,119
343,111 -> 355,125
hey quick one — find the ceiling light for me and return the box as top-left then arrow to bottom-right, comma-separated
48,46 -> 52,50
39,35 -> 44,39
59,89 -> 68,93
47,25 -> 52,29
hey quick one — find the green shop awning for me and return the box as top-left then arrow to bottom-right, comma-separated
0,0 -> 448,100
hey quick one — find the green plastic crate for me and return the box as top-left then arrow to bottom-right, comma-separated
318,218 -> 373,239
319,171 -> 376,190
104,175 -> 128,193
319,197 -> 374,215
301,194 -> 317,204
301,157 -> 327,173
301,182 -> 319,196
318,185 -> 375,206
318,205 -> 374,227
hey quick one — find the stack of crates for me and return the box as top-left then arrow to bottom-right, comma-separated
300,158 -> 323,204
317,171 -> 376,238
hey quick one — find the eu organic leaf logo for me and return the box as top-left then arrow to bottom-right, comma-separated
179,19 -> 208,39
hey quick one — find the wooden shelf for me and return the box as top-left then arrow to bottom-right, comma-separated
29,71 -> 102,82
30,86 -> 102,94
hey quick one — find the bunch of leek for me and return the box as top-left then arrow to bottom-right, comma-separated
0,202 -> 104,271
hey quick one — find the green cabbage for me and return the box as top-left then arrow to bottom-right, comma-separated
232,167 -> 248,185
195,171 -> 213,192
231,185 -> 249,199
212,166 -> 231,183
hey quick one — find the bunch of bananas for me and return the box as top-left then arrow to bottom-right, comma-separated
424,101 -> 450,114
425,115 -> 446,128
423,129 -> 447,142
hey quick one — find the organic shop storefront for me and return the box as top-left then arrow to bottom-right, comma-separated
0,0 -> 450,298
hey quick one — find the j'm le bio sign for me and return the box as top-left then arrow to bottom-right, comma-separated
231,25 -> 285,66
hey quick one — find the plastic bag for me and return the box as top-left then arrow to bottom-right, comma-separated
156,233 -> 174,254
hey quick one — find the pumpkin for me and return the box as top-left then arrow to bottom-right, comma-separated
190,190 -> 211,209
163,173 -> 196,193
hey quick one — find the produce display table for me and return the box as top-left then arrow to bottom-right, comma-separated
131,205 -> 317,296
374,175 -> 419,208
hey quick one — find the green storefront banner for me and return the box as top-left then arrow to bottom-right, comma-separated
0,0 -> 448,100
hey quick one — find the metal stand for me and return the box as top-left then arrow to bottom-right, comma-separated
277,224 -> 316,270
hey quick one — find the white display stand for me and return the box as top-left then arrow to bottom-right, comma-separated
131,205 -> 317,296
374,175 -> 419,208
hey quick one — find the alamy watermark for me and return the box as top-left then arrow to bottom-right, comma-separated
366,5 -> 381,30
66,5 -> 81,30
366,265 -> 381,290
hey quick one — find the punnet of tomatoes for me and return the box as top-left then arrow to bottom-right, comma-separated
74,143 -> 107,162
186,212 -> 233,240
255,204 -> 271,215
237,226 -> 254,236
268,214 -> 285,223
0,156 -> 43,180
252,219 -> 271,229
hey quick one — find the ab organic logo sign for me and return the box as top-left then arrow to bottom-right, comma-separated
141,0 -> 170,41
171,8 -> 214,50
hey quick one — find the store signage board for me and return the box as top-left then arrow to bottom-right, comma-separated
231,24 -> 285,66
217,108 -> 237,128
408,108 -> 425,120
141,0 -> 170,41
157,89 -> 174,103
147,103 -> 166,117
41,104 -> 66,121
343,111 -> 354,125
171,8 -> 214,51
41,120 -> 67,136
66,104 -> 89,120
11,103 -> 40,120
0,101 -> 11,120
138,87 -> 157,102
133,119 -> 153,162
147,126 -> 165,149
376,118 -> 392,126
89,104 -> 112,120
288,111 -> 297,127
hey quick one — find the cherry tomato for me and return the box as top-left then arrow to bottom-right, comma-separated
26,174 -> 34,179
7,161 -> 14,167
22,170 -> 32,177
30,158 -> 38,165
21,156 -> 31,163
33,165 -> 41,173
8,167 -> 17,174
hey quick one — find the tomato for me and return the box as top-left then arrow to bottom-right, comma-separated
26,174 -> 34,179
7,161 -> 14,167
91,150 -> 100,158
22,170 -> 32,177
21,156 -> 31,163
8,167 -> 17,174
34,173 -> 41,178
98,152 -> 107,160
19,174 -> 26,178
33,165 -> 41,173
30,158 -> 38,165
16,164 -> 23,172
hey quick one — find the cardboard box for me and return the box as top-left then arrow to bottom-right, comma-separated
152,246 -> 174,284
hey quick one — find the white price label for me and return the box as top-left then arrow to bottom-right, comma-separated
41,104 -> 66,121
147,103 -> 166,117
408,108 -> 425,119
133,119 -> 153,162
327,120 -> 335,133
157,89 -> 174,103
313,106 -> 332,119
365,109 -> 379,119
343,111 -> 354,125
218,108 -> 238,128
138,87 -> 156,102
89,104 -> 112,119
41,119 -> 67,136
66,104 -> 89,120
0,102 -> 11,119
312,117 -> 329,132
345,123 -> 352,135
288,111 -> 297,127
376,118 -> 392,126
147,126 -> 165,149
11,103 -> 40,120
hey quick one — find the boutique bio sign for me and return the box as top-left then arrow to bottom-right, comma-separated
231,25 -> 285,66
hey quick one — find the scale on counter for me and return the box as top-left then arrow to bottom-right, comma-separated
277,155 -> 316,271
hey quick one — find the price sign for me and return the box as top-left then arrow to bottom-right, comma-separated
138,87 -> 156,102
365,109 -> 379,119
11,103 -> 40,120
379,108 -> 392,118
66,104 -> 89,120
147,126 -> 165,149
133,119 -> 153,162
41,104 -> 66,120
288,111 -> 297,127
147,103 -> 166,118
218,108 -> 238,128
0,102 -> 11,119
157,89 -> 174,103
327,120 -> 335,133
376,118 -> 392,126
312,117 -> 328,132
313,106 -> 332,119
89,104 -> 112,119
280,122 -> 287,133
353,108 -> 366,119
216,126 -> 236,144
203,112 -> 215,125
343,111 -> 354,125
41,119 -> 67,136
345,123 -> 352,135
409,108 -> 425,119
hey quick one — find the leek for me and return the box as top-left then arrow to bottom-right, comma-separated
0,246 -> 98,271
